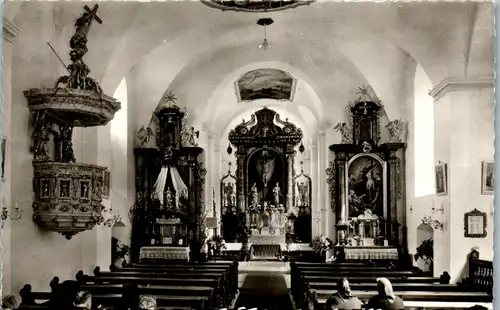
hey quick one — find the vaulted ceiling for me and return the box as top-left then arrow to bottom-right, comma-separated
7,1 -> 494,140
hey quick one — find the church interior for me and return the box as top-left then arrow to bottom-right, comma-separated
1,1 -> 495,310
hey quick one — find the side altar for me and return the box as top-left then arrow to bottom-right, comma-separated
131,95 -> 205,262
328,91 -> 408,262
223,107 -> 305,259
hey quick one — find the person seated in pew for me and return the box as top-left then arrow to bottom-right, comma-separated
2,294 -> 20,310
366,278 -> 405,310
325,278 -> 363,310
138,295 -> 156,310
113,283 -> 141,310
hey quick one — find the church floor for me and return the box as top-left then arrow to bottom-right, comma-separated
235,261 -> 293,310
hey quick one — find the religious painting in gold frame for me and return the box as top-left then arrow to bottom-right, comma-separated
435,163 -> 447,196
345,153 -> 388,220
481,161 -> 494,195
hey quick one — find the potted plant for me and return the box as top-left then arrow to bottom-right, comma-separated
112,237 -> 131,269
414,238 -> 433,275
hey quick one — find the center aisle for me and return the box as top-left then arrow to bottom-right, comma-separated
235,261 -> 293,310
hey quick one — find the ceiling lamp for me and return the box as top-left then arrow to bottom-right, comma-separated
257,18 -> 273,50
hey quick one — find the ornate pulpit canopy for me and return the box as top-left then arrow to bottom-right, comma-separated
24,5 -> 120,239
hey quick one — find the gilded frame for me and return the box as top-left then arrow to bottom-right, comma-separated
464,208 -> 487,238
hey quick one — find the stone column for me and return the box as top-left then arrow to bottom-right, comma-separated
317,130 -> 328,235
204,130 -> 214,216
336,158 -> 347,224
310,143 -> 319,237
236,152 -> 246,213
213,144 -> 221,234
286,152 -> 295,213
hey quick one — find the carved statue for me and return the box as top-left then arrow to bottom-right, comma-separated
136,126 -> 154,148
31,112 -> 50,161
273,182 -> 282,206
334,122 -> 353,144
61,125 -> 76,163
386,119 -> 407,143
225,183 -> 235,206
55,5 -> 103,93
297,181 -> 309,206
81,182 -> 89,198
250,183 -> 259,207
165,187 -> 174,209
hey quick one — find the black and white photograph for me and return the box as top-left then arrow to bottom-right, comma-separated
0,1 -> 495,310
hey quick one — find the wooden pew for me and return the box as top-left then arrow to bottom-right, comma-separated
90,267 -> 230,306
290,261 -> 468,310
78,270 -> 225,308
18,281 -> 204,310
307,282 -> 481,292
125,260 -> 239,301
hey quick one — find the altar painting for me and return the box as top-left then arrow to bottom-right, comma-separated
346,154 -> 387,220
247,148 -> 285,206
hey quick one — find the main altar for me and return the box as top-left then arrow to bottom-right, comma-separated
328,91 -> 407,262
222,107 -> 307,259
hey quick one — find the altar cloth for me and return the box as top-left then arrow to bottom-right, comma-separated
139,246 -> 190,261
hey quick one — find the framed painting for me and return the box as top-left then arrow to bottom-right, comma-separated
464,208 -> 487,238
235,68 -> 297,102
435,163 -> 448,196
481,161 -> 494,195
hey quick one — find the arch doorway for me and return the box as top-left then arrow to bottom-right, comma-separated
415,223 -> 434,275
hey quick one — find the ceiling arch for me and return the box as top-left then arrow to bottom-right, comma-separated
88,1 -> 478,99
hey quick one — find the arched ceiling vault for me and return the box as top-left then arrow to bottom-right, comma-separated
134,31 -> 421,129
64,1 -> 479,95
9,1 -> 489,114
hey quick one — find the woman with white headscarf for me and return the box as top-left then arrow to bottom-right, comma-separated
366,278 -> 405,310
325,278 -> 363,310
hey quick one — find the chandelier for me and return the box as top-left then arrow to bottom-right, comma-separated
257,18 -> 274,50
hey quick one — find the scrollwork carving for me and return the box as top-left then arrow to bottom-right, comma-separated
325,161 -> 336,210
395,158 -> 403,200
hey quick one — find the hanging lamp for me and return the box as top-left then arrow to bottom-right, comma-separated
257,18 -> 274,50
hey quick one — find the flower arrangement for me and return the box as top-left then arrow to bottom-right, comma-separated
310,235 -> 333,254
208,235 -> 226,254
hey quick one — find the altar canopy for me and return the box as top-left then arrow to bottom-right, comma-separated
153,165 -> 188,207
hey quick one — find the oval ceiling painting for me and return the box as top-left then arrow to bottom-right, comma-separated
201,0 -> 314,13
235,68 -> 297,102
